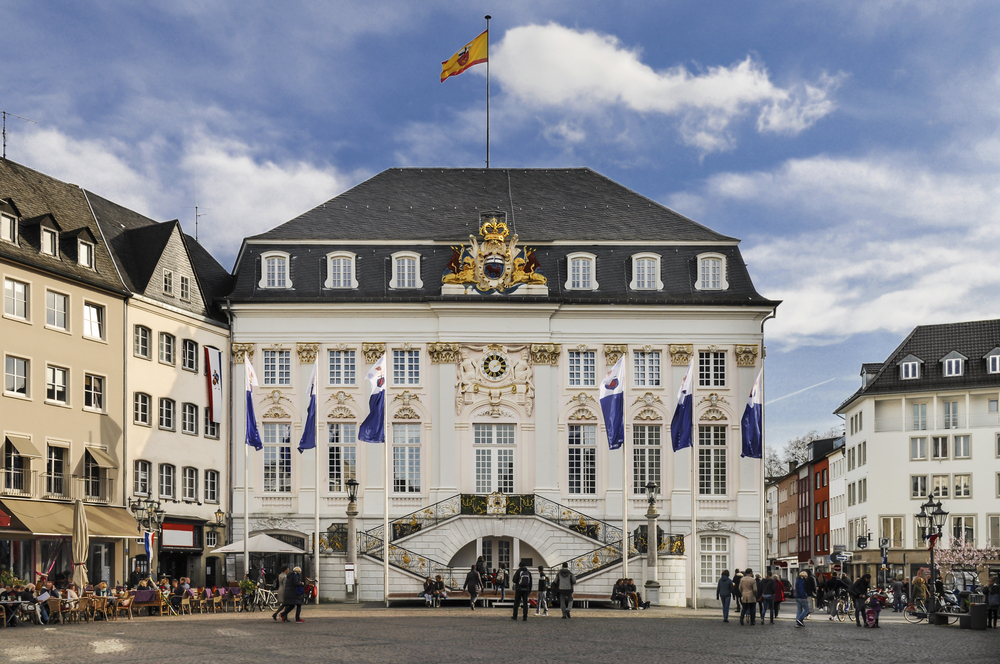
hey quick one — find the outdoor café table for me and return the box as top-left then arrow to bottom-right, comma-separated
1,601 -> 23,626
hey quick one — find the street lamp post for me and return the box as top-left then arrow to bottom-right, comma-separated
915,498 -> 949,622
345,478 -> 359,603
129,497 -> 166,581
644,480 -> 660,606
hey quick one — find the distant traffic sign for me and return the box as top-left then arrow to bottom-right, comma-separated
830,551 -> 851,563
833,564 -> 842,571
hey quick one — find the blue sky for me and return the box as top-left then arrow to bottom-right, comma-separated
4,1 -> 1000,449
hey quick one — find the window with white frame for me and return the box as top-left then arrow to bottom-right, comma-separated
565,253 -> 597,290
859,441 -> 867,465
40,228 -> 58,257
182,339 -> 198,372
134,392 -> 151,425
392,349 -> 419,385
162,269 -> 174,296
46,365 -> 68,403
328,350 -> 356,385
630,253 -> 662,291
205,470 -> 219,503
932,436 -> 949,459
954,435 -> 970,459
204,408 -> 220,439
952,515 -> 974,543
182,467 -> 197,501
912,403 -> 927,430
84,374 -> 104,411
134,460 -> 150,496
699,536 -> 729,585
392,423 -> 421,493
182,403 -> 198,435
206,531 -> 218,548
263,423 -> 292,493
263,350 -> 291,386
568,424 -> 596,494
46,291 -> 68,330
179,275 -> 190,301
901,362 -> 920,379
954,474 -> 971,498
4,278 -> 28,319
931,475 -> 949,498
990,515 -> 1000,547
698,425 -> 727,495
83,303 -> 104,339
159,464 -> 175,499
859,477 -> 867,502
568,350 -> 596,387
696,253 -> 728,291
325,252 -> 358,289
473,423 -> 515,494
633,425 -> 661,494
328,423 -> 357,492
943,401 -> 959,429
943,358 -> 963,377
910,436 -> 927,460
260,252 -> 291,289
881,516 -> 904,548
698,351 -> 726,387
911,475 -> 927,499
0,214 -> 16,243
159,398 -> 175,430
76,240 -> 94,268
134,325 -> 150,358
4,356 -> 28,396
988,354 -> 1000,374
633,350 -> 661,387
159,333 -> 175,364
390,251 -> 422,289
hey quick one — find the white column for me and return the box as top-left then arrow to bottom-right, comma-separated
533,363 -> 560,501
512,538 -> 520,567
430,358 -> 459,502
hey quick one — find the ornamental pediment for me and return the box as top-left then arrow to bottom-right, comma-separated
441,212 -> 547,295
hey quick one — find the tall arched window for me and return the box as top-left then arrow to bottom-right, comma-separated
260,251 -> 292,289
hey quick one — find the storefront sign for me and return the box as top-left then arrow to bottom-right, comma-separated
162,523 -> 195,547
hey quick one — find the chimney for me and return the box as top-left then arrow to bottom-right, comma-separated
788,460 -> 797,474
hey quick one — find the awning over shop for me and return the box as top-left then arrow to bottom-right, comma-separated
0,499 -> 138,538
84,447 -> 117,469
5,435 -> 42,458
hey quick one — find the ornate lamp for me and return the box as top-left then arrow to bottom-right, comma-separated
346,478 -> 360,505
214,507 -> 226,527
644,480 -> 659,508
930,501 -> 949,531
915,501 -> 930,532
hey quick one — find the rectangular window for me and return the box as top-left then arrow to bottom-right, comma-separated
633,351 -> 661,387
40,228 -> 58,256
0,214 -> 16,243
700,258 -> 722,290
698,425 -> 727,495
568,350 -> 596,387
911,475 -> 928,499
954,474 -> 971,498
134,326 -> 150,358
4,278 -> 28,319
822,469 -> 828,486
182,403 -> 198,435
84,374 -> 104,410
932,475 -> 950,499
46,365 -> 68,403
158,398 -> 175,430
159,464 -> 175,498
263,423 -> 292,493
910,436 -> 927,460
83,303 -> 104,339
698,351 -> 726,387
395,257 -> 417,288
392,349 -> 420,385
859,441 -> 866,466
206,531 -> 218,548
943,358 -> 963,377
699,536 -> 728,585
263,350 -> 291,386
203,408 -> 220,439
392,423 -> 421,493
953,435 -> 970,459
881,516 -> 904,548
952,516 -> 974,543
327,423 -> 357,492
328,350 -> 357,386
265,257 -> 287,288
162,269 -> 173,295
134,393 -> 151,424
570,257 -> 592,289
473,424 -> 516,493
182,467 -> 197,501
78,241 -> 94,268
823,500 -> 829,518
179,275 -> 190,301
4,356 -> 28,396
568,424 -> 597,494
990,516 -> 1000,547
134,460 -> 150,496
859,477 -> 867,502
182,340 -> 198,372
632,425 -> 661,494
912,403 -> 927,430
989,356 -> 1000,374
45,290 -> 68,330
902,362 -> 919,379
159,333 -> 175,364
329,257 -> 352,288
46,446 -> 66,497
635,257 -> 656,289
932,436 -> 949,459
944,401 -> 959,429
205,470 -> 219,503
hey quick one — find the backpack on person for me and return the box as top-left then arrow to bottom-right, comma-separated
517,568 -> 532,591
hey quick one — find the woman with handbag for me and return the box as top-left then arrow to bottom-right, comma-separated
279,566 -> 306,623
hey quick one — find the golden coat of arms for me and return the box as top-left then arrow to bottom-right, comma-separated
442,212 -> 546,294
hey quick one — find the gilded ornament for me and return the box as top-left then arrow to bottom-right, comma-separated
735,344 -> 759,367
604,344 -> 627,366
530,343 -> 561,365
428,342 -> 461,363
232,343 -> 254,363
634,408 -> 662,421
669,344 -> 694,366
394,406 -> 420,420
328,405 -> 354,419
632,392 -> 662,407
700,408 -> 727,421
441,212 -> 547,294
296,342 -> 319,363
362,343 -> 385,364
569,408 -> 598,421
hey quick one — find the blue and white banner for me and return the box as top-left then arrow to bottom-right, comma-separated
599,356 -> 625,450
740,369 -> 763,459
670,357 -> 695,452
358,354 -> 387,443
245,361 -> 263,451
297,361 -> 318,453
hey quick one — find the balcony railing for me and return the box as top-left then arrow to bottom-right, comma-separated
76,476 -> 114,504
874,417 -> 902,432
1,468 -> 34,498
42,472 -> 70,499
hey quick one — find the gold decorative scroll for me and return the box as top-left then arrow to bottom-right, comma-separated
232,343 -> 254,363
428,342 -> 461,363
296,342 -> 319,363
363,343 -> 386,364
669,344 -> 694,366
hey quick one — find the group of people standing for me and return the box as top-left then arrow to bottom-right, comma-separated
269,565 -> 306,623
461,559 -> 577,619
716,569 -> 789,626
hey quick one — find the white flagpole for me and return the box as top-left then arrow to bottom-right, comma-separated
243,361 -> 250,584
314,357 -> 321,605
690,358 -> 698,611
760,353 -> 766,576
383,350 -> 390,608
622,352 -> 629,580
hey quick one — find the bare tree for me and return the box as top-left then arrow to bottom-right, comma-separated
766,425 -> 843,478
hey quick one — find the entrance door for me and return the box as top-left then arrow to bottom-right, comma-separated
205,556 -> 219,588
88,542 -> 111,584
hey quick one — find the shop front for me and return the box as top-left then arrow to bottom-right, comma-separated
157,518 -> 206,584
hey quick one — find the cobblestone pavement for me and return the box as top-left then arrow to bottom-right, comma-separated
1,604 -> 996,664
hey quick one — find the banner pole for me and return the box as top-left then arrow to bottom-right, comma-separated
244,362 -> 250,586
691,359 -> 698,611
384,349 -> 390,607
485,14 -> 491,168
622,353 -> 629,580
314,359 -> 321,604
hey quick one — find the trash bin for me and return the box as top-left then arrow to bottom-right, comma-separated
967,598 -> 988,630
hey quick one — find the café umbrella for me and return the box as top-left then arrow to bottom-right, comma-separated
72,499 -> 89,590
211,533 -> 306,554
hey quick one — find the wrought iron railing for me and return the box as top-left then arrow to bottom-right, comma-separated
532,495 -> 623,545
77,476 -> 113,504
1,468 -> 34,497
388,494 -> 463,541
634,526 -> 685,555
43,472 -> 70,499
358,530 -> 463,589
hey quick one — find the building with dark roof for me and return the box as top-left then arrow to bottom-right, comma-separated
835,319 -> 1000,582
227,167 -> 778,607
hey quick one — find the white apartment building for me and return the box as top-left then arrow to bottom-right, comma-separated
828,443 -> 846,551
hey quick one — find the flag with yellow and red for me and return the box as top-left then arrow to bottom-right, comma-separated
441,30 -> 488,82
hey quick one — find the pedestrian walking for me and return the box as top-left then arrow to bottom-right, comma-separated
535,566 -> 549,616
731,569 -> 743,613
827,572 -> 844,621
804,569 -> 817,617
794,571 -> 810,627
755,574 -> 765,623
271,565 -> 289,621
511,560 -> 532,621
759,574 -> 775,624
738,568 -> 757,625
476,556 -> 488,591
772,573 -> 785,621
554,562 -> 576,619
496,563 -> 509,602
986,576 -> 999,628
891,577 -> 904,612
463,565 -> 482,611
851,574 -> 871,627
279,566 -> 306,623
716,570 -> 733,622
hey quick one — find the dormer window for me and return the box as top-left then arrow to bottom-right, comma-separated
390,251 -> 422,289
695,252 -> 729,291
259,251 -> 292,289
565,252 -> 598,291
162,269 -> 174,296
78,240 -> 94,268
901,362 -> 919,379
325,251 -> 358,289
983,349 -> 1000,374
630,252 -> 663,291
0,213 -> 16,244
942,358 -> 963,377
41,228 -> 58,257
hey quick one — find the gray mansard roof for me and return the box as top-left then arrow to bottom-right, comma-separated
229,167 -> 776,307
836,318 -> 1000,413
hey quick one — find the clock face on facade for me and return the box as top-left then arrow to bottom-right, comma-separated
482,351 -> 509,380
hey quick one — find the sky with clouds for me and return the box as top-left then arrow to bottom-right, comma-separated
3,1 -> 1000,449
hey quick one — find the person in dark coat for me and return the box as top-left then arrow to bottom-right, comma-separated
553,562 -> 576,619
731,570 -> 743,613
463,565 -> 482,611
891,577 -> 904,612
759,574 -> 776,624
535,566 -> 549,616
511,560 -> 532,622
272,566 -> 289,621
986,576 -> 999,628
851,574 -> 871,627
279,566 -> 305,623
475,556 -> 488,591
716,570 -> 733,622
497,563 -> 509,602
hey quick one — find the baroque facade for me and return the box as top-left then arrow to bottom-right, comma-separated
227,168 -> 778,606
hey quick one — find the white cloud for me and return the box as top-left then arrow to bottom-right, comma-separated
491,23 -> 840,152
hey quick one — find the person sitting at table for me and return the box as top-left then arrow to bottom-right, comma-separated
64,583 -> 80,603
168,580 -> 184,610
24,583 -> 50,624
45,581 -> 60,600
